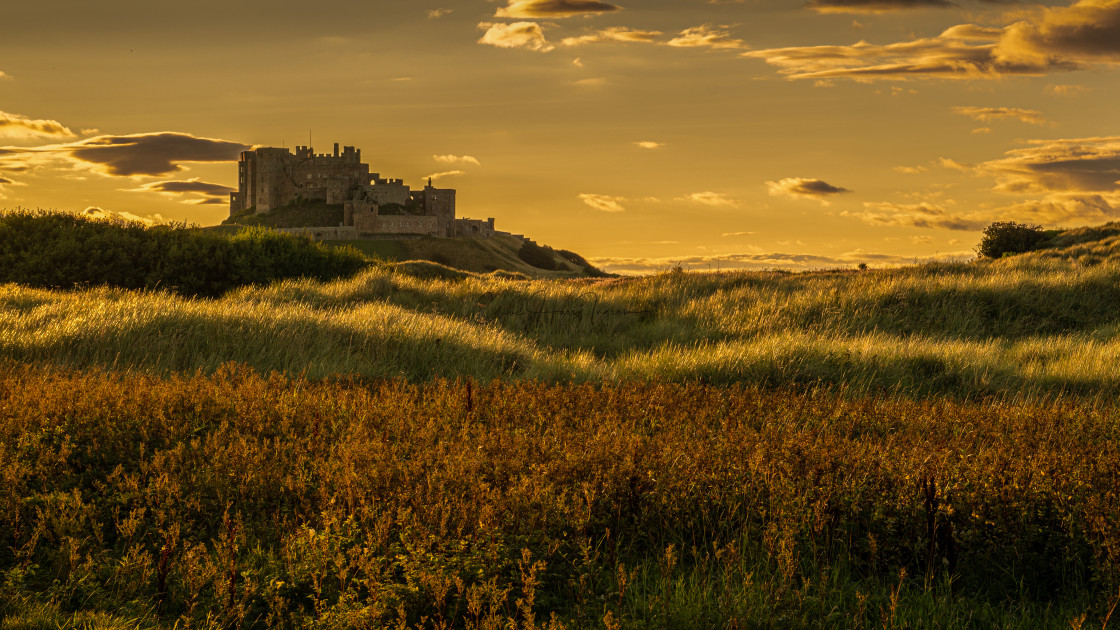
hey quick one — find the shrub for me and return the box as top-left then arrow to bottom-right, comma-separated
518,240 -> 556,270
0,210 -> 368,297
976,221 -> 1048,258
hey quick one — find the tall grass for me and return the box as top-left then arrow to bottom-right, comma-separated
3,364 -> 1118,628
4,249 -> 1120,398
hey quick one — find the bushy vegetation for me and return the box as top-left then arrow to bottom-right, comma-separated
976,221 -> 1050,258
6,220 -> 1120,626
0,210 -> 368,297
518,240 -> 557,270
3,364 -> 1118,628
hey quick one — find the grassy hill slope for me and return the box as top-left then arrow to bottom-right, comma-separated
218,199 -> 605,278
4,219 -> 1120,397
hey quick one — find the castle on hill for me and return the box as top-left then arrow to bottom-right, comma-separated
229,143 -> 495,239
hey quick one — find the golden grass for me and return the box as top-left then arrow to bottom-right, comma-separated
3,251 -> 1120,398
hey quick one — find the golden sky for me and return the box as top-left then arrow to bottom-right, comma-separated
2,0 -> 1120,273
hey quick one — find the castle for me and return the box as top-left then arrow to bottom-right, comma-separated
229,143 -> 495,238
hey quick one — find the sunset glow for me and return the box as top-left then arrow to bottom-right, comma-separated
3,0 -> 1119,273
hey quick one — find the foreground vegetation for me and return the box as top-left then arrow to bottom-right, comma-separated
4,364 -> 1120,628
5,222 -> 1120,398
6,215 -> 1120,626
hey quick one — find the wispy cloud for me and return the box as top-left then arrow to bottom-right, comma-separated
806,0 -> 955,13
579,193 -> 627,212
81,207 -> 165,226
591,249 -> 970,274
562,27 -> 663,46
495,0 -> 622,18
953,105 -> 1049,125
427,8 -> 453,19
678,191 -> 741,207
666,25 -> 748,50
433,154 -> 481,166
478,22 -> 554,51
845,201 -> 990,230
634,141 -> 664,149
0,110 -> 75,140
425,170 -> 466,182
767,177 -> 851,204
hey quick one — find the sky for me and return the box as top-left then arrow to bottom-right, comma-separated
2,0 -> 1119,274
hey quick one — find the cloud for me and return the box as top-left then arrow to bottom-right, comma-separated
995,0 -> 1120,67
579,193 -> 626,212
952,105 -> 1048,125
427,8 -> 453,18
679,191 -> 741,207
81,207 -> 165,226
425,170 -> 466,181
0,132 -> 249,178
495,0 -> 622,18
127,178 -> 234,205
666,25 -> 748,50
573,77 -> 607,87
562,27 -> 663,46
1046,83 -> 1091,96
634,141 -> 664,149
0,110 -> 75,140
722,231 -> 757,236
767,177 -> 851,204
845,202 -> 991,230
978,136 -> 1120,194
478,22 -> 555,51
433,154 -> 481,166
805,0 -> 955,13
744,0 -> 1120,84
591,249 -> 970,274
894,165 -> 927,174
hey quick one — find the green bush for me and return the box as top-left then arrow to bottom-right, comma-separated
976,221 -> 1048,258
517,240 -> 556,270
0,210 -> 368,297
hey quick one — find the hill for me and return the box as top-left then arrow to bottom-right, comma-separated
219,198 -> 608,278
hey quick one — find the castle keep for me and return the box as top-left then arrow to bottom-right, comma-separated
229,143 -> 495,238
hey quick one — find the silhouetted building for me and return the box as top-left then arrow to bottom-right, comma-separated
229,143 -> 494,238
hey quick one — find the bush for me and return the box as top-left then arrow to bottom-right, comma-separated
517,240 -> 556,270
976,221 -> 1048,258
0,210 -> 368,297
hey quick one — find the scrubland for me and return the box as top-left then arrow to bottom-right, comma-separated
5,219 -> 1120,627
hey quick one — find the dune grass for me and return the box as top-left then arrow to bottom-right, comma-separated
3,241 -> 1120,399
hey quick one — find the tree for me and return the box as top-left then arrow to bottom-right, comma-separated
976,221 -> 1047,259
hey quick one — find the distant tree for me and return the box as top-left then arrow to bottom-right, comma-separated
976,221 -> 1048,259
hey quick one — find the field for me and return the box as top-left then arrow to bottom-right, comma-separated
5,219 -> 1120,627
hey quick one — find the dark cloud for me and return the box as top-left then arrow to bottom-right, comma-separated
746,0 -> 1120,82
495,0 -> 622,18
805,0 -> 956,13
0,132 -> 249,177
979,136 -> 1120,194
69,133 -> 250,176
129,178 -> 235,205
767,177 -> 852,204
847,202 -> 991,230
0,177 -> 12,185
